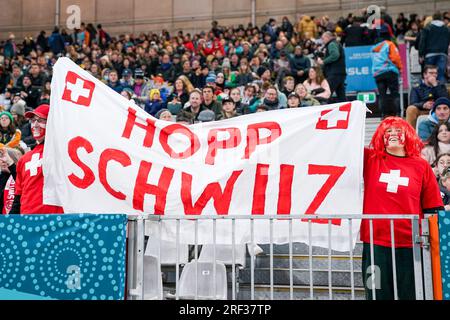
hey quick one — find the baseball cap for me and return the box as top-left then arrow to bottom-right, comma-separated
288,93 -> 300,100
221,98 -> 235,105
25,104 -> 50,119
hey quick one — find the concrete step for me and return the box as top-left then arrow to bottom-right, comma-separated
365,117 -> 381,146
257,242 -> 364,256
252,254 -> 362,270
239,268 -> 363,287
237,285 -> 366,300
161,284 -> 366,300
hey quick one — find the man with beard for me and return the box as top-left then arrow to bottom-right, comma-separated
9,104 -> 64,214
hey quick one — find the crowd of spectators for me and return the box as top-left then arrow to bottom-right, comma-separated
0,8 -> 449,174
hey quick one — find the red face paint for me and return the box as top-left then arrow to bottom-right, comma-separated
31,120 -> 46,141
383,127 -> 405,147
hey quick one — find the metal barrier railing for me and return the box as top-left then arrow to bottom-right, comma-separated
126,214 -> 433,301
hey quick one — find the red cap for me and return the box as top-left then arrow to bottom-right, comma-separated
25,104 -> 50,120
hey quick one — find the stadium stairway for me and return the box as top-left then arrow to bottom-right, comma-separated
237,242 -> 365,300
365,117 -> 381,146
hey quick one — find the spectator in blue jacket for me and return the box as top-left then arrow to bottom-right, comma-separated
48,27 -> 65,56
418,97 -> 450,142
406,65 -> 449,129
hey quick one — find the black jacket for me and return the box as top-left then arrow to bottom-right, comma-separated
419,21 -> 450,57
409,81 -> 449,110
289,54 -> 311,81
17,84 -> 42,109
323,39 -> 346,77
440,184 -> 450,206
342,25 -> 370,47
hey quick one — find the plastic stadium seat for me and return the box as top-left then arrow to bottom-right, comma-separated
198,244 -> 247,267
178,261 -> 227,300
143,255 -> 163,300
144,239 -> 189,266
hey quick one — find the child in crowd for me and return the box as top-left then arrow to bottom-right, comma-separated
144,89 -> 165,117
0,111 -> 21,148
434,153 -> 450,179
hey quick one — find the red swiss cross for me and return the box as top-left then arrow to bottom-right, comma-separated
62,71 -> 95,107
316,103 -> 351,130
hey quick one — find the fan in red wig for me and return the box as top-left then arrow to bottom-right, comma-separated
361,116 -> 443,300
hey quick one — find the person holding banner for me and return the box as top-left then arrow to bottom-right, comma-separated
9,104 -> 64,215
362,117 -> 443,300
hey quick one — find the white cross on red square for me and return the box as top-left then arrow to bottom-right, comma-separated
25,153 -> 42,177
316,103 -> 351,130
379,169 -> 409,193
62,71 -> 95,107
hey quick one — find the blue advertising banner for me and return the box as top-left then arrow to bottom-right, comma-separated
0,214 -> 127,300
438,211 -> 450,300
344,45 -> 377,93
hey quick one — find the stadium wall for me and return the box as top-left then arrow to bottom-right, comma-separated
0,0 -> 449,40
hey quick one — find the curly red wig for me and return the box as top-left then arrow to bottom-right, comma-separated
369,116 -> 423,157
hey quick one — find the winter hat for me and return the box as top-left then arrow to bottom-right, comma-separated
432,97 -> 450,113
205,73 -> 217,84
10,100 -> 26,117
155,108 -> 169,119
134,68 -> 144,78
197,109 -> 216,122
0,111 -> 13,123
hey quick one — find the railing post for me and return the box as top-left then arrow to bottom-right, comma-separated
412,217 -> 424,300
135,215 -> 145,300
126,219 -> 136,300
421,217 -> 434,300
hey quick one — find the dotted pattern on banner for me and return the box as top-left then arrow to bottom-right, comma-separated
0,214 -> 127,300
439,212 -> 450,300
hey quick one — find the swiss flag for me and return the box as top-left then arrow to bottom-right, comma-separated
315,103 -> 352,130
62,71 -> 95,107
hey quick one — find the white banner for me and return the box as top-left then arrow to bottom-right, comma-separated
44,57 -> 366,251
